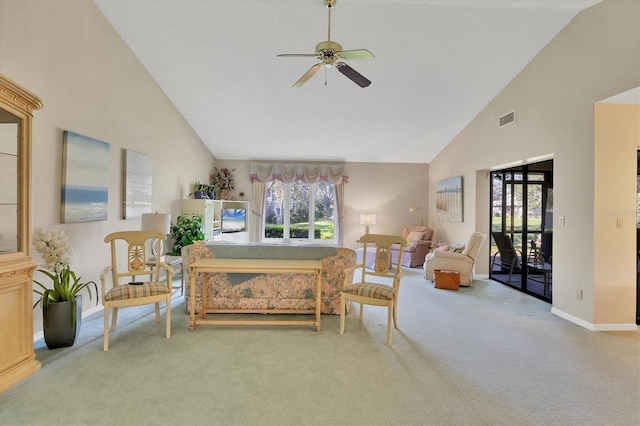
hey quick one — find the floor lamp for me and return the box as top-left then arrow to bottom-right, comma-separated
141,213 -> 171,260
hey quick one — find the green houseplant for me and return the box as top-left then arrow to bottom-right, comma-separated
169,213 -> 205,256
189,181 -> 208,199
32,227 -> 99,349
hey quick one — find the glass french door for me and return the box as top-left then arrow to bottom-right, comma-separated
490,161 -> 553,301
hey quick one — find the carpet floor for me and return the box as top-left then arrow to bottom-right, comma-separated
1,268 -> 638,426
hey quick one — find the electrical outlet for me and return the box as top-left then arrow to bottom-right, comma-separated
576,289 -> 583,300
559,216 -> 565,226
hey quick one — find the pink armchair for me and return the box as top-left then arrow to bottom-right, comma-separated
390,226 -> 434,267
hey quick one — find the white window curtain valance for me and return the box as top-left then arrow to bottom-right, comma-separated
250,163 -> 348,184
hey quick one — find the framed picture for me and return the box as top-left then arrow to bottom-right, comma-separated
436,176 -> 463,222
123,149 -> 152,219
61,131 -> 109,223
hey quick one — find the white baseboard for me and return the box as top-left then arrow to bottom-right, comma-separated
551,307 -> 638,332
33,305 -> 105,343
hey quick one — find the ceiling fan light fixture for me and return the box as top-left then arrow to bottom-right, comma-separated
277,0 -> 373,88
316,41 -> 341,53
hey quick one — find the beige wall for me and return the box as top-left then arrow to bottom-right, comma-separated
428,0 -> 639,329
593,103 -> 640,325
0,0 -> 215,334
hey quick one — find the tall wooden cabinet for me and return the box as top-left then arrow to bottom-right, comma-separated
0,75 -> 43,393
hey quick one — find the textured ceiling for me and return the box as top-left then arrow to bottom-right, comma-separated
93,0 -> 602,163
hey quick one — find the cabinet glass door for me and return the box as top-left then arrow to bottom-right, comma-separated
0,111 -> 20,254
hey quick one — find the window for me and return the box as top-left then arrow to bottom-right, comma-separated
263,180 -> 336,243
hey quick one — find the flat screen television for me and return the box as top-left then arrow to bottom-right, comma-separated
221,208 -> 246,233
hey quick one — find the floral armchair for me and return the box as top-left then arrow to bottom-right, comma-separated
390,225 -> 434,267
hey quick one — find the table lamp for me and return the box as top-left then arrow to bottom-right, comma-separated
359,213 -> 377,235
141,212 -> 171,260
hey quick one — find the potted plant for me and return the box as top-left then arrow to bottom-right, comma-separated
189,181 -> 207,199
169,213 -> 205,256
32,227 -> 99,349
210,167 -> 236,200
205,183 -> 219,200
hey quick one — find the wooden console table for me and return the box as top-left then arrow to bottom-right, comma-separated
188,258 -> 323,331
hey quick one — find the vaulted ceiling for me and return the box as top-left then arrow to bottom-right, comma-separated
93,0 -> 602,163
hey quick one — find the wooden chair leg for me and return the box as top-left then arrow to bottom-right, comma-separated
392,301 -> 399,330
103,304 -> 110,351
154,302 -> 161,323
110,307 -> 118,331
386,304 -> 393,347
339,295 -> 346,335
358,303 -> 364,321
165,297 -> 171,338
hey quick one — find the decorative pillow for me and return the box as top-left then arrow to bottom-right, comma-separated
406,231 -> 425,245
435,244 -> 449,251
450,243 -> 465,253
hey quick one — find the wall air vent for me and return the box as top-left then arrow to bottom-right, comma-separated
499,110 -> 515,128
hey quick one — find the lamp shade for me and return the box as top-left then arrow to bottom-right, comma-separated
409,206 -> 424,226
359,213 -> 377,226
141,213 -> 171,234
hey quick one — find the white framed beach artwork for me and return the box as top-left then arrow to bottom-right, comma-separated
60,131 -> 109,223
436,176 -> 463,222
123,149 -> 152,219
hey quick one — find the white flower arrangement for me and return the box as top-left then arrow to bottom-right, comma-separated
33,227 -> 73,274
32,227 -> 98,327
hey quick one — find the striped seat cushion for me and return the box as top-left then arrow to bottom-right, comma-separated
105,282 -> 171,301
343,283 -> 395,300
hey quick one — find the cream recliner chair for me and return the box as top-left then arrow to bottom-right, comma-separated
423,232 -> 487,286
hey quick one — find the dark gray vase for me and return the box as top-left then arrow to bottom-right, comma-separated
43,295 -> 82,349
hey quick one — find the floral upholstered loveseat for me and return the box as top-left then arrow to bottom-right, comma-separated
182,242 -> 356,314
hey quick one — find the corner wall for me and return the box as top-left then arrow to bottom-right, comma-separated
428,0 -> 639,328
0,0 -> 215,335
593,103 -> 639,326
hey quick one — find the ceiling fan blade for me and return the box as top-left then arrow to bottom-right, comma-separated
336,63 -> 371,88
338,49 -> 375,60
277,53 -> 318,58
292,63 -> 323,88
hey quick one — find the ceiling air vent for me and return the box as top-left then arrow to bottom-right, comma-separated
499,110 -> 515,128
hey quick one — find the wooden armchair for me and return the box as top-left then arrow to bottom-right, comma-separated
100,231 -> 174,351
340,234 -> 407,346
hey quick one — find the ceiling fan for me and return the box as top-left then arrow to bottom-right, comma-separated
277,0 -> 374,88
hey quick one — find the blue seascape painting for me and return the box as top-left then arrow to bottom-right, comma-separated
61,131 -> 110,223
